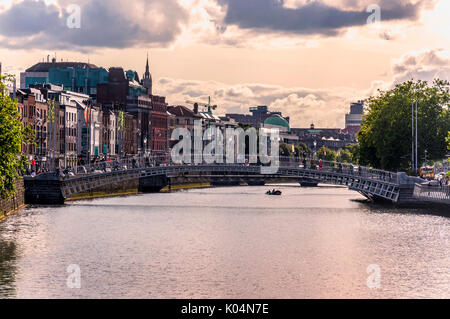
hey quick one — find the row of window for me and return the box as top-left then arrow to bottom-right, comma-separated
67,112 -> 77,123
67,143 -> 77,152
152,142 -> 167,151
18,105 -> 47,120
66,127 -> 77,137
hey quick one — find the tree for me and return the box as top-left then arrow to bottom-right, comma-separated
316,147 -> 337,162
358,79 -> 450,171
295,142 -> 311,158
446,131 -> 450,152
346,144 -> 360,164
279,142 -> 293,157
337,148 -> 352,163
0,75 -> 34,199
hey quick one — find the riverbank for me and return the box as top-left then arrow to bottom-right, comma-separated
66,183 -> 213,201
0,204 -> 27,223
0,178 -> 25,223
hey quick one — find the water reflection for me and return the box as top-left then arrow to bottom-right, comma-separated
0,184 -> 448,299
0,240 -> 17,298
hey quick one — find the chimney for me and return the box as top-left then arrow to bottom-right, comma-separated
194,103 -> 198,114
47,55 -> 50,63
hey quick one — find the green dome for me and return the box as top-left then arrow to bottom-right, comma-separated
264,115 -> 290,130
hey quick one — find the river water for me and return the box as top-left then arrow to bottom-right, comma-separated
0,184 -> 449,299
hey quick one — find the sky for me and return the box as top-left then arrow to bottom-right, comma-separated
0,0 -> 449,128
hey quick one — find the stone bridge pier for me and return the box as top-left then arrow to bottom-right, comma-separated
139,175 -> 169,193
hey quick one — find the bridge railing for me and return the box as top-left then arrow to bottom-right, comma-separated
414,183 -> 450,204
276,157 -> 398,183
42,153 -> 398,184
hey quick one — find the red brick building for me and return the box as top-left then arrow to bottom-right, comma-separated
16,89 -> 49,172
150,95 -> 169,161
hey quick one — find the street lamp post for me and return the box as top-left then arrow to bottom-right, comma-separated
313,141 -> 317,160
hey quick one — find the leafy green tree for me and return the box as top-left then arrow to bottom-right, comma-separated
346,144 -> 360,164
295,142 -> 311,157
279,143 -> 293,157
446,131 -> 450,152
0,75 -> 34,199
337,148 -> 352,163
316,147 -> 337,162
358,79 -> 450,171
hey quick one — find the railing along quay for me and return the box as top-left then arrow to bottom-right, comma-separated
413,183 -> 450,204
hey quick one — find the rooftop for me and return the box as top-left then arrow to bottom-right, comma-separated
168,105 -> 203,118
26,62 -> 99,73
264,114 -> 290,129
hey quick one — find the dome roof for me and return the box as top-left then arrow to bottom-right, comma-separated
264,115 -> 290,130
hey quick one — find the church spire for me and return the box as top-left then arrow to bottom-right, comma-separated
143,52 -> 152,95
145,52 -> 150,78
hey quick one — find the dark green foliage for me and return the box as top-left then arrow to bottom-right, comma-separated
358,79 -> 450,171
0,75 -> 35,199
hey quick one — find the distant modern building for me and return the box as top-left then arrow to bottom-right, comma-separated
345,101 -> 364,127
20,58 -> 108,101
343,100 -> 364,138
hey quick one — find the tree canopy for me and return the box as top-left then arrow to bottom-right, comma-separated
447,131 -> 450,152
279,142 -> 293,157
0,75 -> 34,199
316,147 -> 337,162
358,79 -> 450,171
337,148 -> 352,163
295,142 -> 311,158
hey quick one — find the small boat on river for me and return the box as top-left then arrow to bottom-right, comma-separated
266,190 -> 282,196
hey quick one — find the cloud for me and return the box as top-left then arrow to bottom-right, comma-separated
219,0 -> 434,36
0,0 -> 188,50
391,48 -> 450,83
0,0 -> 437,51
365,48 -> 450,97
155,48 -> 450,128
154,77 -> 361,128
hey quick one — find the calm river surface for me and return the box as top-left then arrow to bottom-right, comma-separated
0,184 -> 449,299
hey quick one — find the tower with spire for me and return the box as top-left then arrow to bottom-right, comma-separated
142,53 -> 152,95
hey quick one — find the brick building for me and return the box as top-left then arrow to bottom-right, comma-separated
150,95 -> 169,160
16,88 -> 49,172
